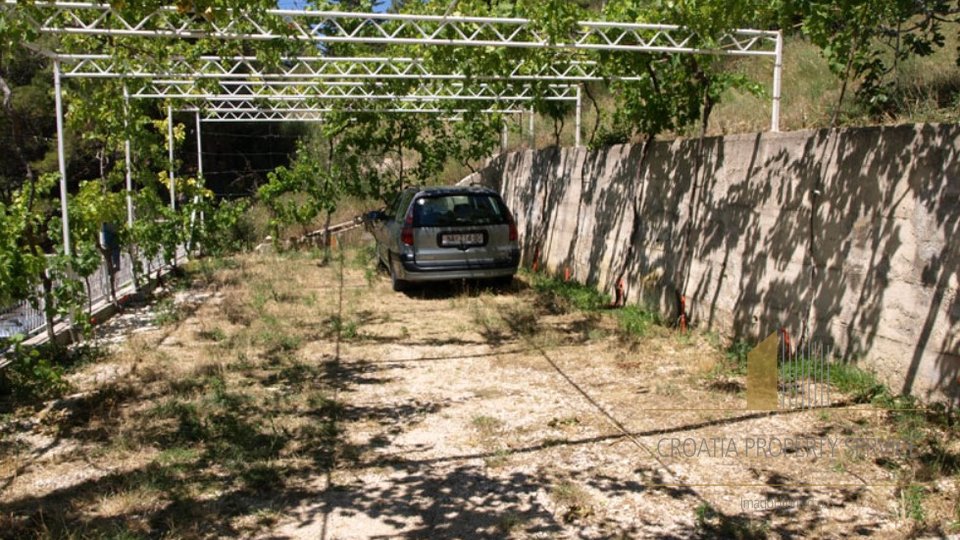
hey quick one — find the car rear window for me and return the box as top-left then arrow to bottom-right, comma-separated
413,194 -> 508,227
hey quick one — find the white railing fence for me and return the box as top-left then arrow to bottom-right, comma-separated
0,245 -> 186,341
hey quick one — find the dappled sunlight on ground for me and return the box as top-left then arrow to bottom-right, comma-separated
0,244 -> 956,539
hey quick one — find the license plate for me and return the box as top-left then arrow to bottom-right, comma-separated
440,233 -> 484,247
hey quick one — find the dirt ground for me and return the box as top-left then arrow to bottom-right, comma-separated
0,242 -> 956,539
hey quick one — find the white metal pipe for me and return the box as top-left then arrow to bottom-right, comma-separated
151,79 -> 576,89
529,108 -> 534,148
195,109 -> 203,178
575,85 -> 582,148
49,30 -> 779,55
128,91 -> 577,102
501,122 -> 508,153
771,30 -> 783,133
53,59 -> 71,256
167,105 -> 175,210
190,108 -> 527,121
189,109 -> 202,252
123,85 -> 133,228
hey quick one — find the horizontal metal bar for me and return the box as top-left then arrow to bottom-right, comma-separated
184,103 -> 530,114
135,93 -> 573,102
185,106 -> 523,122
55,53 -> 624,81
127,80 -> 578,101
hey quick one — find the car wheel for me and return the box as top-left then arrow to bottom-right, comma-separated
388,253 -> 407,292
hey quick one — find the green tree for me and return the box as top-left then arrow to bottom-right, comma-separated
789,0 -> 958,122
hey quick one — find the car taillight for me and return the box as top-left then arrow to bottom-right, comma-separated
508,214 -> 518,242
401,211 -> 414,246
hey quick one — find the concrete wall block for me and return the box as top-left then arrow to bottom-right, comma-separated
481,124 -> 959,403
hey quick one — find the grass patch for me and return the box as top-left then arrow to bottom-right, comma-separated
615,304 -> 660,338
197,326 -> 227,342
723,339 -> 751,376
327,315 -> 360,340
351,243 -> 377,270
471,414 -> 503,435
157,446 -> 201,466
497,511 -> 526,534
484,448 -> 511,468
153,297 -> 183,326
530,273 -> 610,313
256,327 -> 302,354
694,502 -> 768,539
550,480 -> 594,523
825,360 -> 887,403
900,483 -> 926,522
547,416 -> 580,428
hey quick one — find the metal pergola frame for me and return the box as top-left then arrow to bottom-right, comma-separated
8,1 -> 784,258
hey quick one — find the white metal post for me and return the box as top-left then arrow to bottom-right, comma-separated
53,60 -> 71,256
195,110 -> 204,178
189,110 -> 203,251
167,104 -> 176,210
575,84 -> 582,148
123,86 -> 134,228
501,121 -> 508,153
529,107 -> 535,148
771,30 -> 783,133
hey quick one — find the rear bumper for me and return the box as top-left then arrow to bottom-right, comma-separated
398,251 -> 519,282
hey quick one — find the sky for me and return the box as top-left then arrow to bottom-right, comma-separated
277,0 -> 392,11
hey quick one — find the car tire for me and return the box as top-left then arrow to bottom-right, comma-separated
388,253 -> 407,292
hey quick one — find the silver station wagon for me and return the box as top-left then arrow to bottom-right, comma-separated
366,186 -> 521,291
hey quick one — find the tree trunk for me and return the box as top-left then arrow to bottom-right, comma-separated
583,83 -> 602,148
127,245 -> 141,291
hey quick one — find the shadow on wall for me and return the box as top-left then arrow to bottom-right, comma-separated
479,124 -> 959,404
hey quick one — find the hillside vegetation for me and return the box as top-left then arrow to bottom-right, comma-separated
493,31 -> 960,158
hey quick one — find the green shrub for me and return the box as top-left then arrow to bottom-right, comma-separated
616,305 -> 660,337
202,199 -> 257,256
826,361 -> 887,403
0,337 -> 70,404
531,273 -> 609,312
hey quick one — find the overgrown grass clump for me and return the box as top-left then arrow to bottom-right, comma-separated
615,304 -> 661,338
530,272 -> 610,312
824,360 -> 887,403
527,270 -> 661,338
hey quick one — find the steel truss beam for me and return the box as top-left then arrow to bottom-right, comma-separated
19,1 -> 784,270
182,106 -> 525,123
56,54 -> 613,81
10,2 -> 779,57
129,80 -> 577,102
198,99 -> 532,113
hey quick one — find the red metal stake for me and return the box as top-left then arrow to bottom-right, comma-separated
679,295 -> 687,333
